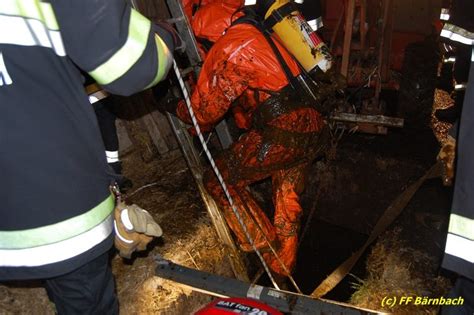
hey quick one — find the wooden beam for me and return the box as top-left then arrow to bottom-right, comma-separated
341,0 -> 356,77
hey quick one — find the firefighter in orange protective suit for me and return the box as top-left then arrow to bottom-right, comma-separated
172,3 -> 342,278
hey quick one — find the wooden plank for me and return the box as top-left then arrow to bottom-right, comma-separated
381,0 -> 394,81
116,119 -> 134,155
150,110 -> 179,151
140,114 -> 170,155
341,0 -> 356,76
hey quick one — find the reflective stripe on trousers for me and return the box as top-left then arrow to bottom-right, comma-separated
89,90 -> 109,104
444,213 -> 474,264
106,151 -> 120,163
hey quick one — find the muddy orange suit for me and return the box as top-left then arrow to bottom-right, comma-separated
176,23 -> 327,276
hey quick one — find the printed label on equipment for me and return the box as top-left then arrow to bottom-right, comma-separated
215,300 -> 269,314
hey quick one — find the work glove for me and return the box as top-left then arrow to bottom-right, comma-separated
153,22 -> 186,53
437,135 -> 456,186
114,201 -> 163,259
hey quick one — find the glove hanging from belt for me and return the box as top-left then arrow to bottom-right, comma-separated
113,201 -> 163,259
437,135 -> 456,186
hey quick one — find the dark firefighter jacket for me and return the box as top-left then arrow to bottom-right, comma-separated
442,50 -> 474,280
440,0 -> 474,46
0,0 -> 173,280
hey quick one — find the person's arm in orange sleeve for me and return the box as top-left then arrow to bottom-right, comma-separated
176,53 -> 253,130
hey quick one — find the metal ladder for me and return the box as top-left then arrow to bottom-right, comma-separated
162,0 -> 249,281
166,0 -> 234,149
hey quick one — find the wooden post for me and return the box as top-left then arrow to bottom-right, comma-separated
375,0 -> 394,106
341,0 -> 356,77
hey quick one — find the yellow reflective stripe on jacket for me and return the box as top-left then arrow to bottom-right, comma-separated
0,0 -> 59,30
0,216 -> 114,267
0,194 -> 115,249
89,9 -> 151,85
444,214 -> 474,263
145,34 -> 173,89
448,213 -> 474,240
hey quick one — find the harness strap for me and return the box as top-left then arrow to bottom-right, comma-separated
232,12 -> 301,92
263,2 -> 295,30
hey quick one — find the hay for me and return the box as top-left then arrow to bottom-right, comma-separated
0,283 -> 54,315
350,227 -> 451,314
431,89 -> 455,145
114,150 -> 234,314
118,218 -> 228,315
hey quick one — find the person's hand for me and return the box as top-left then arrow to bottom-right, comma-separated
437,135 -> 456,186
153,21 -> 186,53
311,67 -> 347,91
114,201 -> 163,259
154,89 -> 180,115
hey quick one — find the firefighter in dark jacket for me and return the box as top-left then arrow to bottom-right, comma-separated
435,0 -> 474,123
85,79 -> 134,192
0,0 -> 178,313
435,3 -> 474,310
440,48 -> 474,315
173,1 -> 341,278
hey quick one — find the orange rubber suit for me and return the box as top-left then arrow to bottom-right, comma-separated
182,0 -> 242,24
177,18 -> 328,276
188,0 -> 243,59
